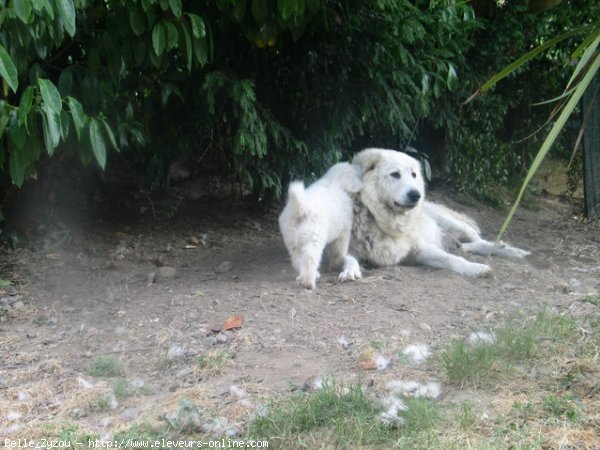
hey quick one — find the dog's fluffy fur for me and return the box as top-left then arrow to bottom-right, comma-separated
351,148 -> 529,277
279,162 -> 363,289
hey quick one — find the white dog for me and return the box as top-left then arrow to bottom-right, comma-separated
351,148 -> 529,277
279,162 -> 364,289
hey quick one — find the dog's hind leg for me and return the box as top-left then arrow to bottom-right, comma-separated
416,243 -> 492,277
294,243 -> 324,289
461,240 -> 531,258
423,202 -> 481,242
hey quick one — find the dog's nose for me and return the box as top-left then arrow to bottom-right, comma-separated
406,189 -> 421,204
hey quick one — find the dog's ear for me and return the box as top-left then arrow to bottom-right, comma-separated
340,164 -> 363,193
352,148 -> 384,174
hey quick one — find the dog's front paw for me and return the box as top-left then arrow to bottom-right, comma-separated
296,273 -> 317,289
474,264 -> 493,278
338,267 -> 362,282
338,256 -> 362,282
460,262 -> 493,278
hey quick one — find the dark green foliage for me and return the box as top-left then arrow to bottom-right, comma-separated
1,0 -> 594,204
431,0 -> 597,197
0,0 -> 211,189
0,0 -> 475,201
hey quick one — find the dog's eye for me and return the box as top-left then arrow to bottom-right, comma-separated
390,171 -> 401,179
411,172 -> 417,178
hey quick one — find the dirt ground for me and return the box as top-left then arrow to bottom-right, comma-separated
1,184 -> 599,440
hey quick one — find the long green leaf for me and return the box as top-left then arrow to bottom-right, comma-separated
9,147 -> 26,187
168,0 -> 182,18
41,107 -> 61,155
14,0 -> 33,23
498,53 -> 600,240
38,78 -> 62,114
571,27 -> 600,60
152,22 -> 167,56
531,87 -> 576,106
129,10 -> 146,36
57,0 -> 76,37
194,36 -> 208,66
179,21 -> 193,72
59,109 -> 70,141
465,24 -> 594,105
89,118 -> 107,169
447,63 -> 458,92
565,33 -> 600,91
278,0 -> 294,20
165,21 -> 179,50
0,114 -> 9,140
67,96 -> 87,140
187,13 -> 206,38
41,0 -> 54,19
99,117 -> 119,152
0,44 -> 19,93
18,86 -> 35,126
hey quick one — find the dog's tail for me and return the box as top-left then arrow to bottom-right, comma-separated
286,181 -> 310,218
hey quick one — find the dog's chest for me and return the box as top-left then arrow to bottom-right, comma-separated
351,200 -> 415,266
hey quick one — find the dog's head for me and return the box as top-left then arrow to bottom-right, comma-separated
352,148 -> 425,213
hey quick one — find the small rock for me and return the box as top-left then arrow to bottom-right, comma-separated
11,301 -> 25,310
553,282 -> 571,294
302,377 -> 323,391
176,367 -> 193,379
229,384 -> 247,399
108,393 -> 119,410
69,408 -> 82,418
130,378 -> 145,389
225,425 -> 241,437
202,417 -> 231,435
155,266 -> 177,282
47,317 -> 58,326
100,417 -> 113,428
166,344 -> 185,360
77,376 -> 94,389
214,261 -> 232,273
467,331 -> 495,345
204,336 -> 218,346
215,333 -> 228,344
121,407 -> 138,422
337,336 -> 351,349
6,285 -> 18,296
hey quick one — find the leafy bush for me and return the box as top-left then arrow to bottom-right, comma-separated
430,0 -> 597,198
0,0 -> 476,205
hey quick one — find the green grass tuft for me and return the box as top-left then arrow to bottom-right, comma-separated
86,356 -> 125,378
438,340 -> 496,386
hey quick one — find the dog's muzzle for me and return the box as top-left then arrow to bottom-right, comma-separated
392,189 -> 421,209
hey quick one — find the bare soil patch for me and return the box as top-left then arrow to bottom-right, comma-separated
1,188 -> 599,441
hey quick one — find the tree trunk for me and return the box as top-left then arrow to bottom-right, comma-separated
583,72 -> 600,218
